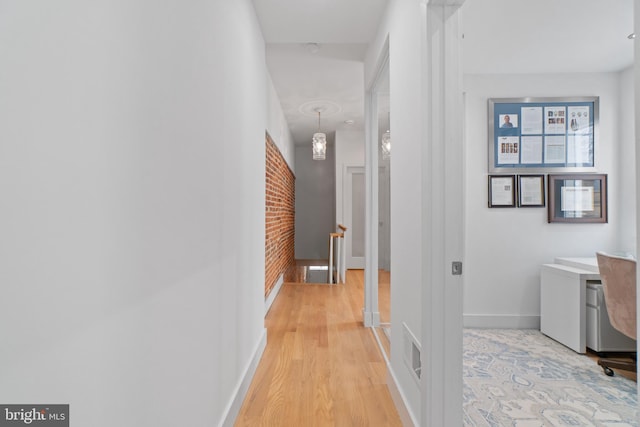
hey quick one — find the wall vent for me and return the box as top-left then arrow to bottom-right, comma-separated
402,322 -> 422,383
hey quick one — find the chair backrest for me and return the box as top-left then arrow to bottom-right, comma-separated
595,252 -> 637,340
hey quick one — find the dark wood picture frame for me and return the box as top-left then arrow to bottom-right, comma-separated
548,174 -> 607,223
488,175 -> 516,208
518,175 -> 545,207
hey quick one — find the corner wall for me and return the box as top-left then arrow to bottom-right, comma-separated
0,1 -> 267,426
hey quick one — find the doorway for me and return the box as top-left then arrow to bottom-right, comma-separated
345,166 -> 365,269
365,43 -> 390,345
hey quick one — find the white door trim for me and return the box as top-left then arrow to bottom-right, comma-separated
420,2 -> 465,426
363,43 -> 389,327
344,165 -> 365,269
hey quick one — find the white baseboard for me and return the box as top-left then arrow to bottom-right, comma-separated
386,365 -> 419,426
219,328 -> 267,427
464,314 -> 540,329
371,326 -> 418,426
363,309 -> 381,327
264,274 -> 284,316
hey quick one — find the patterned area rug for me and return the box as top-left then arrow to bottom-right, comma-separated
463,329 -> 638,426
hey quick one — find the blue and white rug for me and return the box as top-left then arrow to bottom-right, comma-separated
463,329 -> 638,426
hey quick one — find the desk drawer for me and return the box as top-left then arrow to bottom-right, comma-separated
585,282 -> 636,352
586,282 -> 600,307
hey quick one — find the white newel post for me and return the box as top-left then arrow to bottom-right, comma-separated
338,224 -> 347,283
328,228 -> 346,284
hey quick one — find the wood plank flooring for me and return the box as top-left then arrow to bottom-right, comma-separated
235,270 -> 402,427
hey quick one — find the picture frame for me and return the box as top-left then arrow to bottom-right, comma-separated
488,175 -> 516,208
488,97 -> 598,173
518,175 -> 545,207
548,174 -> 607,223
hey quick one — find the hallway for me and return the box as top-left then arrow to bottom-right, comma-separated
235,270 -> 401,426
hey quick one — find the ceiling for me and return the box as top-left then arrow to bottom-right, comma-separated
253,0 -> 634,146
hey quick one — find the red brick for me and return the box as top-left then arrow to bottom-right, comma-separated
264,133 -> 295,297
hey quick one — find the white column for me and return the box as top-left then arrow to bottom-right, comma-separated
420,1 -> 465,426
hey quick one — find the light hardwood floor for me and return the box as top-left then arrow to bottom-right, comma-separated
235,269 -> 402,426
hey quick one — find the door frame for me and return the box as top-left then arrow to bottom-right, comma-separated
363,45 -> 388,327
420,3 -> 465,425
344,165 -> 365,269
378,164 -> 390,271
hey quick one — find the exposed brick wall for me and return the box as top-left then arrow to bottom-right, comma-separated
265,133 -> 295,298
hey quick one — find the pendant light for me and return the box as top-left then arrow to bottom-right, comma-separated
381,112 -> 391,159
312,109 -> 327,160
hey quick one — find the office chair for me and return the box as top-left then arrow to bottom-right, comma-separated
595,252 -> 637,376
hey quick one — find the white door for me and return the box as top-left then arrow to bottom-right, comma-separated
345,166 -> 365,269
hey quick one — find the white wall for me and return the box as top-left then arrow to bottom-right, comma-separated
464,72 -> 630,327
266,72 -> 296,173
0,1 -> 266,426
387,2 -> 426,420
365,0 -> 425,422
294,144 -> 336,259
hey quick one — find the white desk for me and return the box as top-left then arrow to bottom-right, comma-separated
540,258 -> 600,353
554,257 -> 599,273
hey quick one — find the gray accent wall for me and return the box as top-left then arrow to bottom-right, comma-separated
295,144 -> 336,260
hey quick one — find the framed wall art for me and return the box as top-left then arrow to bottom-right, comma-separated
518,175 -> 545,207
548,174 -> 607,223
488,175 -> 516,208
489,97 -> 598,173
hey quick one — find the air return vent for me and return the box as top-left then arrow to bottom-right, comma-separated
402,322 -> 421,383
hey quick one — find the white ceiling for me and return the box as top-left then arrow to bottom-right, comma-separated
253,0 -> 634,146
265,43 -> 370,146
252,0 -> 388,43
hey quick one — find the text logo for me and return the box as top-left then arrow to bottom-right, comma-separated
0,405 -> 68,426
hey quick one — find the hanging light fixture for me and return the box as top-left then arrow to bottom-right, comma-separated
381,113 -> 391,159
381,130 -> 391,159
312,109 -> 327,160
